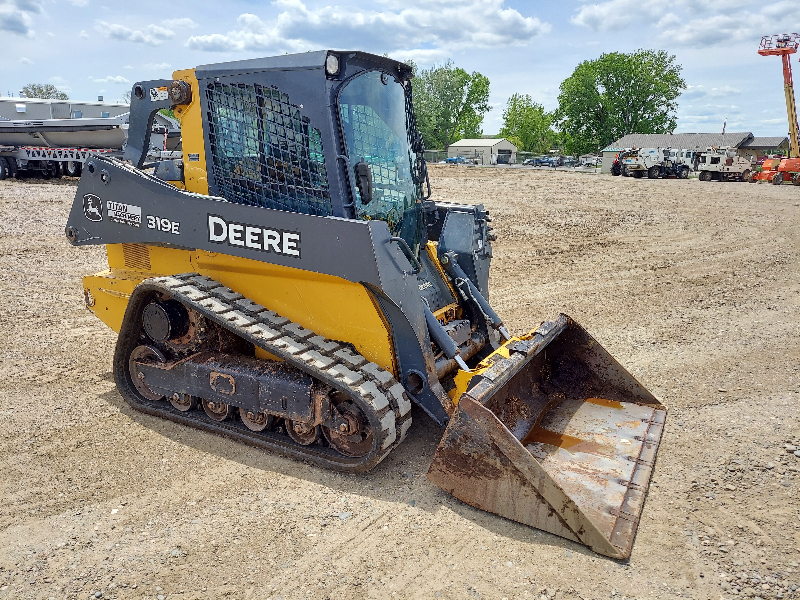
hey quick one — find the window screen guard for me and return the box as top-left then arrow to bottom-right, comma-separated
206,82 -> 332,216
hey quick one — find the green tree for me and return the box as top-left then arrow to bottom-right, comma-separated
409,60 -> 491,150
499,94 -> 556,153
555,50 -> 686,155
21,83 -> 69,100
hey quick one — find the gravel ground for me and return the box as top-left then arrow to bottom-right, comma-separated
0,167 -> 798,600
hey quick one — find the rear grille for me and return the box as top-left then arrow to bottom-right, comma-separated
122,243 -> 151,271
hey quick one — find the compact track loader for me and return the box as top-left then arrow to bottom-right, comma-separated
65,51 -> 665,559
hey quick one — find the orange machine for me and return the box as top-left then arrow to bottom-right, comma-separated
755,34 -> 800,185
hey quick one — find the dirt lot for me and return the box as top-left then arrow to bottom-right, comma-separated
0,166 -> 798,600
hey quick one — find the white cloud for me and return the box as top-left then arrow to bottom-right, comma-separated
79,29 -> 88,39
0,0 -> 42,37
89,75 -> 131,84
19,56 -> 33,64
162,17 -> 197,29
143,62 -> 172,70
708,85 -> 741,97
571,0 -> 659,32
69,0 -> 89,5
186,0 -> 550,57
49,76 -> 72,93
660,14 -> 755,47
396,47 -> 452,64
683,84 -> 741,99
684,84 -> 704,97
572,0 -> 798,47
95,21 -> 175,45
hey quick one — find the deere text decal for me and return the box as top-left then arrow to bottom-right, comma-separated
207,215 -> 300,258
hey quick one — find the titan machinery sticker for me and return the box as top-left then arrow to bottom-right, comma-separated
107,201 -> 142,228
83,194 -> 103,222
149,86 -> 169,102
207,215 -> 300,258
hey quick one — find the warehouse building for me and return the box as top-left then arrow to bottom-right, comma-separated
447,138 -> 517,165
600,133 -> 790,173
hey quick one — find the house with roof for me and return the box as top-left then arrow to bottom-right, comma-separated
447,138 -> 517,165
600,132 -> 789,173
736,137 -> 791,161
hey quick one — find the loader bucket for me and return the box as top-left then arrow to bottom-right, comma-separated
428,314 -> 665,559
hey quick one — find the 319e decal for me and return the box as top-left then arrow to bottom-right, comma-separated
147,215 -> 180,235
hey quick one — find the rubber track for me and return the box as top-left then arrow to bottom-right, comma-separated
116,272 -> 413,472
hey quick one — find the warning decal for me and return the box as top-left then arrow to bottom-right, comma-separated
149,87 -> 169,102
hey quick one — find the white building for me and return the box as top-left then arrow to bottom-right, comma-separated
447,138 -> 517,165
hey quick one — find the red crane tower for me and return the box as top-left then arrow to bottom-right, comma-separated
758,33 -> 800,158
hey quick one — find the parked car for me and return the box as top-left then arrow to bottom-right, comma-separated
581,157 -> 600,167
523,156 -> 548,166
444,155 -> 467,164
562,157 -> 578,167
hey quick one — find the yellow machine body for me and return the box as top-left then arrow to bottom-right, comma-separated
84,68 -> 396,374
84,245 -> 396,373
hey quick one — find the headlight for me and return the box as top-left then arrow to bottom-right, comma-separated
325,53 -> 340,77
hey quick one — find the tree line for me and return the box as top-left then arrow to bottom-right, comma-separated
410,49 -> 686,155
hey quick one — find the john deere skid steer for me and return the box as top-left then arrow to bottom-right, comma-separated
65,51 -> 665,559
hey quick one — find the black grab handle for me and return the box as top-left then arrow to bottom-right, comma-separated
390,237 -> 422,274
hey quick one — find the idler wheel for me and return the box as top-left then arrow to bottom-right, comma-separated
322,393 -> 374,458
129,345 -> 166,402
202,399 -> 232,421
286,420 -> 321,445
170,393 -> 198,412
239,408 -> 273,432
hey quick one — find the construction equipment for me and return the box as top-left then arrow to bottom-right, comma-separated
610,149 -> 635,176
751,157 -> 800,185
619,147 -> 690,179
758,34 -> 800,160
64,52 -> 665,559
695,147 -> 753,182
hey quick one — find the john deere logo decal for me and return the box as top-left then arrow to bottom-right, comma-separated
83,194 -> 103,222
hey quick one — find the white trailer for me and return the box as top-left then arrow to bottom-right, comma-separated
0,111 -> 180,179
0,144 -> 120,178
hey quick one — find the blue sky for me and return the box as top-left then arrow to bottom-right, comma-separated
1,0 -> 797,137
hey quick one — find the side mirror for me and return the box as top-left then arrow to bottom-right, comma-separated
354,161 -> 373,205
